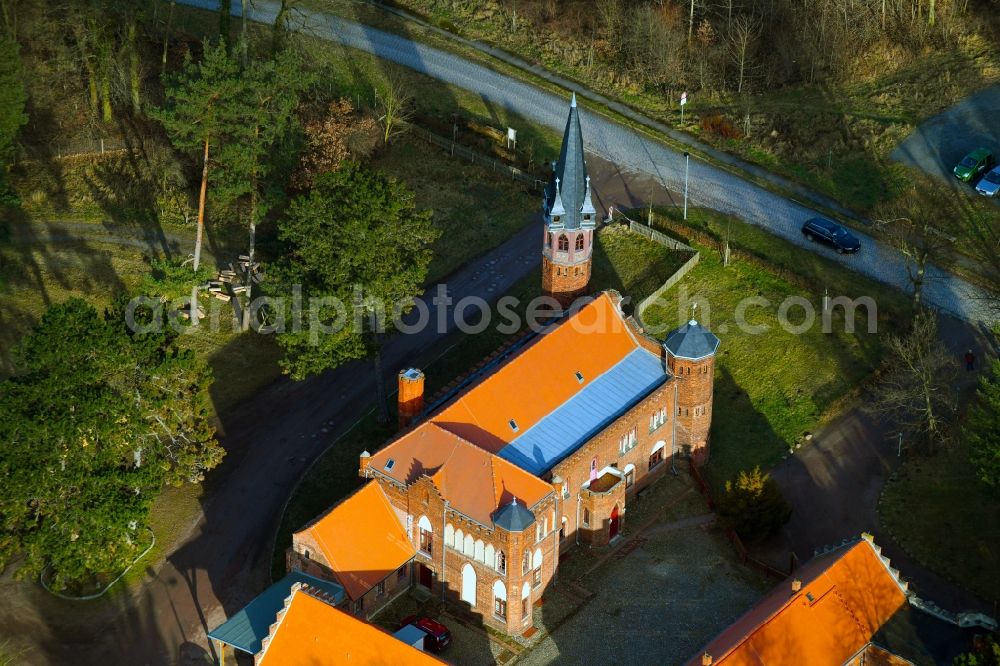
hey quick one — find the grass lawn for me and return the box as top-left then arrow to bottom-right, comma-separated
639,207 -> 910,489
371,138 -> 536,283
879,440 -> 1000,603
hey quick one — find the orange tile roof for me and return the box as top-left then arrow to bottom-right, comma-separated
257,585 -> 445,666
295,482 -> 415,600
432,292 -> 642,453
368,422 -> 553,524
689,538 -> 909,666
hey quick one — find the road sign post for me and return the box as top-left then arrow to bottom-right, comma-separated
680,91 -> 688,124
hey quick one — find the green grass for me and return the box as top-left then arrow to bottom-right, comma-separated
879,439 -> 1000,603
639,207 -> 908,488
590,224 -> 692,312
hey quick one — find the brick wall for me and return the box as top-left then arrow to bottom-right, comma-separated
550,378 -> 678,543
667,353 -> 715,465
542,255 -> 591,307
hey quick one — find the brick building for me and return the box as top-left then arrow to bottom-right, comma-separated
687,535 -> 919,666
287,95 -> 720,637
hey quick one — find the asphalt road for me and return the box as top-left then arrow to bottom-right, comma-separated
181,0 -> 995,325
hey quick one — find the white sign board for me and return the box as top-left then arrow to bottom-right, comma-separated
507,127 -> 517,149
680,92 -> 688,106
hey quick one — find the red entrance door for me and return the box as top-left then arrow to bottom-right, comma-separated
609,505 -> 621,540
418,563 -> 433,589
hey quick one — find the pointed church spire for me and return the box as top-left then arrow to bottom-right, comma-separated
544,94 -> 587,229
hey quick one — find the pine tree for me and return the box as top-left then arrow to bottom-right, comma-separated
273,163 -> 438,421
0,299 -> 223,588
968,358 -> 1000,489
716,466 -> 792,542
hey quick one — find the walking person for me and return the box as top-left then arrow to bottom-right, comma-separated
964,349 -> 976,372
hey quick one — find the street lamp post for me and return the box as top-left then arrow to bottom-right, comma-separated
683,152 -> 690,221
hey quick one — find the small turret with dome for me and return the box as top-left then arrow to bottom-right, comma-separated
664,308 -> 719,465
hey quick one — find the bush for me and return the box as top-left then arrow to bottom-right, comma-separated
716,466 -> 792,542
954,636 -> 1000,666
700,114 -> 743,140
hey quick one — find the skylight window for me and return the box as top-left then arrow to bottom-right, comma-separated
575,371 -> 584,383
509,419 -> 519,432
805,592 -> 815,603
385,459 -> 395,471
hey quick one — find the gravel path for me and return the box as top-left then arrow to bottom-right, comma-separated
181,0 -> 995,324
892,85 -> 1000,185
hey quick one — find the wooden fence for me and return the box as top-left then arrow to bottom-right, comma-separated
409,125 -> 547,193
688,460 -> 792,581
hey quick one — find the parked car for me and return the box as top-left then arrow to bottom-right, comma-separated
399,615 -> 451,653
953,148 -> 995,183
975,166 -> 1000,197
801,217 -> 861,254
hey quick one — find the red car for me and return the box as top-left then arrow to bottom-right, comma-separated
398,615 -> 451,653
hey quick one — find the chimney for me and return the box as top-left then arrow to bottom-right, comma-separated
359,450 -> 372,476
791,579 -> 802,593
398,368 -> 425,429
702,653 -> 713,666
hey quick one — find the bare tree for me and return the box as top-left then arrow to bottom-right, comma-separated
727,14 -> 760,94
869,310 -> 956,453
376,74 -> 413,145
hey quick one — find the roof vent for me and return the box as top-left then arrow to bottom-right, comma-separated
385,458 -> 395,471
702,654 -> 713,666
509,419 -> 519,432
575,371 -> 584,383
791,579 -> 802,593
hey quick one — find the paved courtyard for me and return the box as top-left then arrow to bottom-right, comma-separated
517,482 -> 769,666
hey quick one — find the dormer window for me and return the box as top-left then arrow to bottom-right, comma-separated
385,459 -> 395,471
509,419 -> 519,432
553,215 -> 561,223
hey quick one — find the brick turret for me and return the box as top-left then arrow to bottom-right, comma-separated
541,93 -> 596,308
664,318 -> 719,465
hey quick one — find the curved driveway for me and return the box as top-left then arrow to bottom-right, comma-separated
188,0 -> 994,323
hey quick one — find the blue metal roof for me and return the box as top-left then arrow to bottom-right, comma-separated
393,624 -> 428,648
664,320 -> 720,360
498,348 -> 666,475
207,571 -> 346,654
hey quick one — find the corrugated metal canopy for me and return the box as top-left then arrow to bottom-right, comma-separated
207,571 -> 346,654
498,348 -> 666,475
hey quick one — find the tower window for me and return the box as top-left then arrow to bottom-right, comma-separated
575,235 -> 584,251
547,233 -> 552,247
558,235 -> 569,251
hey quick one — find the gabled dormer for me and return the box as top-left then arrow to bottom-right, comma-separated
580,175 -> 596,229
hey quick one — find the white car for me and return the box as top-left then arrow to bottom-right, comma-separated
976,166 -> 1000,197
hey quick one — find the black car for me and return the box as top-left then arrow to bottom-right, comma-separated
801,217 -> 861,254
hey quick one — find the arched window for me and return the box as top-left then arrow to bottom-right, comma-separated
521,581 -> 532,621
418,516 -> 433,555
649,441 -> 666,471
493,580 -> 508,620
532,548 -> 543,587
624,463 -> 636,489
454,529 -> 464,552
485,543 -> 495,566
475,539 -> 485,562
560,516 -> 567,539
461,563 -> 477,606
558,234 -> 569,251
444,524 -> 454,548
496,550 -> 506,574
464,534 -> 474,556
575,235 -> 584,251
583,508 -> 590,527
547,232 -> 552,247
522,551 -> 531,575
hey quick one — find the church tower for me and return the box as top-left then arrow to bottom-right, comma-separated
541,93 -> 597,308
664,317 -> 719,466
